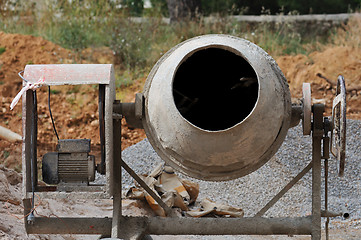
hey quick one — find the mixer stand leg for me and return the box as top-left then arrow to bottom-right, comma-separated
311,104 -> 324,240
111,116 -> 123,238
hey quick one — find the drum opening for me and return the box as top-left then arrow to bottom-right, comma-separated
173,47 -> 259,131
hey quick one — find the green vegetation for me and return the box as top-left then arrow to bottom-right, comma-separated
115,70 -> 138,88
121,0 -> 361,15
50,89 -> 61,95
0,0 -> 358,88
2,150 -> 10,159
0,46 -> 5,55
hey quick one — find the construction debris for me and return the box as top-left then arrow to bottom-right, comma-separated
126,164 -> 244,218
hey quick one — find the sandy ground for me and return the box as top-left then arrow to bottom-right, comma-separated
1,163 -> 360,239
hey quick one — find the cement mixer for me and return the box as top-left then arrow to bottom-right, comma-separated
20,35 -> 347,240
141,35 -> 291,181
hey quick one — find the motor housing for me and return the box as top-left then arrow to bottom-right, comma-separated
42,139 -> 95,184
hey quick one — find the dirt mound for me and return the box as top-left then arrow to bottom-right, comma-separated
0,32 -> 145,170
277,45 -> 361,119
0,32 -> 72,97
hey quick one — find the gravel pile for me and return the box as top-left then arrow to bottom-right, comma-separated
121,120 -> 361,229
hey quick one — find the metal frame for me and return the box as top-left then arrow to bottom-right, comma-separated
22,64 -> 115,200
22,64 -> 343,239
24,102 -> 334,240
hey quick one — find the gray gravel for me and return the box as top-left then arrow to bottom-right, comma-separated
121,120 -> 361,230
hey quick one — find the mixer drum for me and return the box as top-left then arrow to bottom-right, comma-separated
142,35 -> 291,181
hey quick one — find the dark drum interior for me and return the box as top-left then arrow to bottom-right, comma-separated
173,48 -> 259,131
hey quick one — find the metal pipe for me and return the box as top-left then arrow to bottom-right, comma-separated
26,217 -> 112,235
26,216 -> 312,236
290,104 -> 302,128
0,125 -> 22,142
321,210 -> 342,218
114,100 -> 143,129
146,217 -> 312,236
320,210 -> 350,219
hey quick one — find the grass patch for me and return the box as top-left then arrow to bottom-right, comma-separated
331,15 -> 361,48
66,85 -> 81,94
116,70 -> 134,88
50,89 -> 61,94
0,46 -> 5,55
14,164 -> 22,173
2,150 -> 10,159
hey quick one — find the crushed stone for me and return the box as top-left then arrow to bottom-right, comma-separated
121,120 -> 361,230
